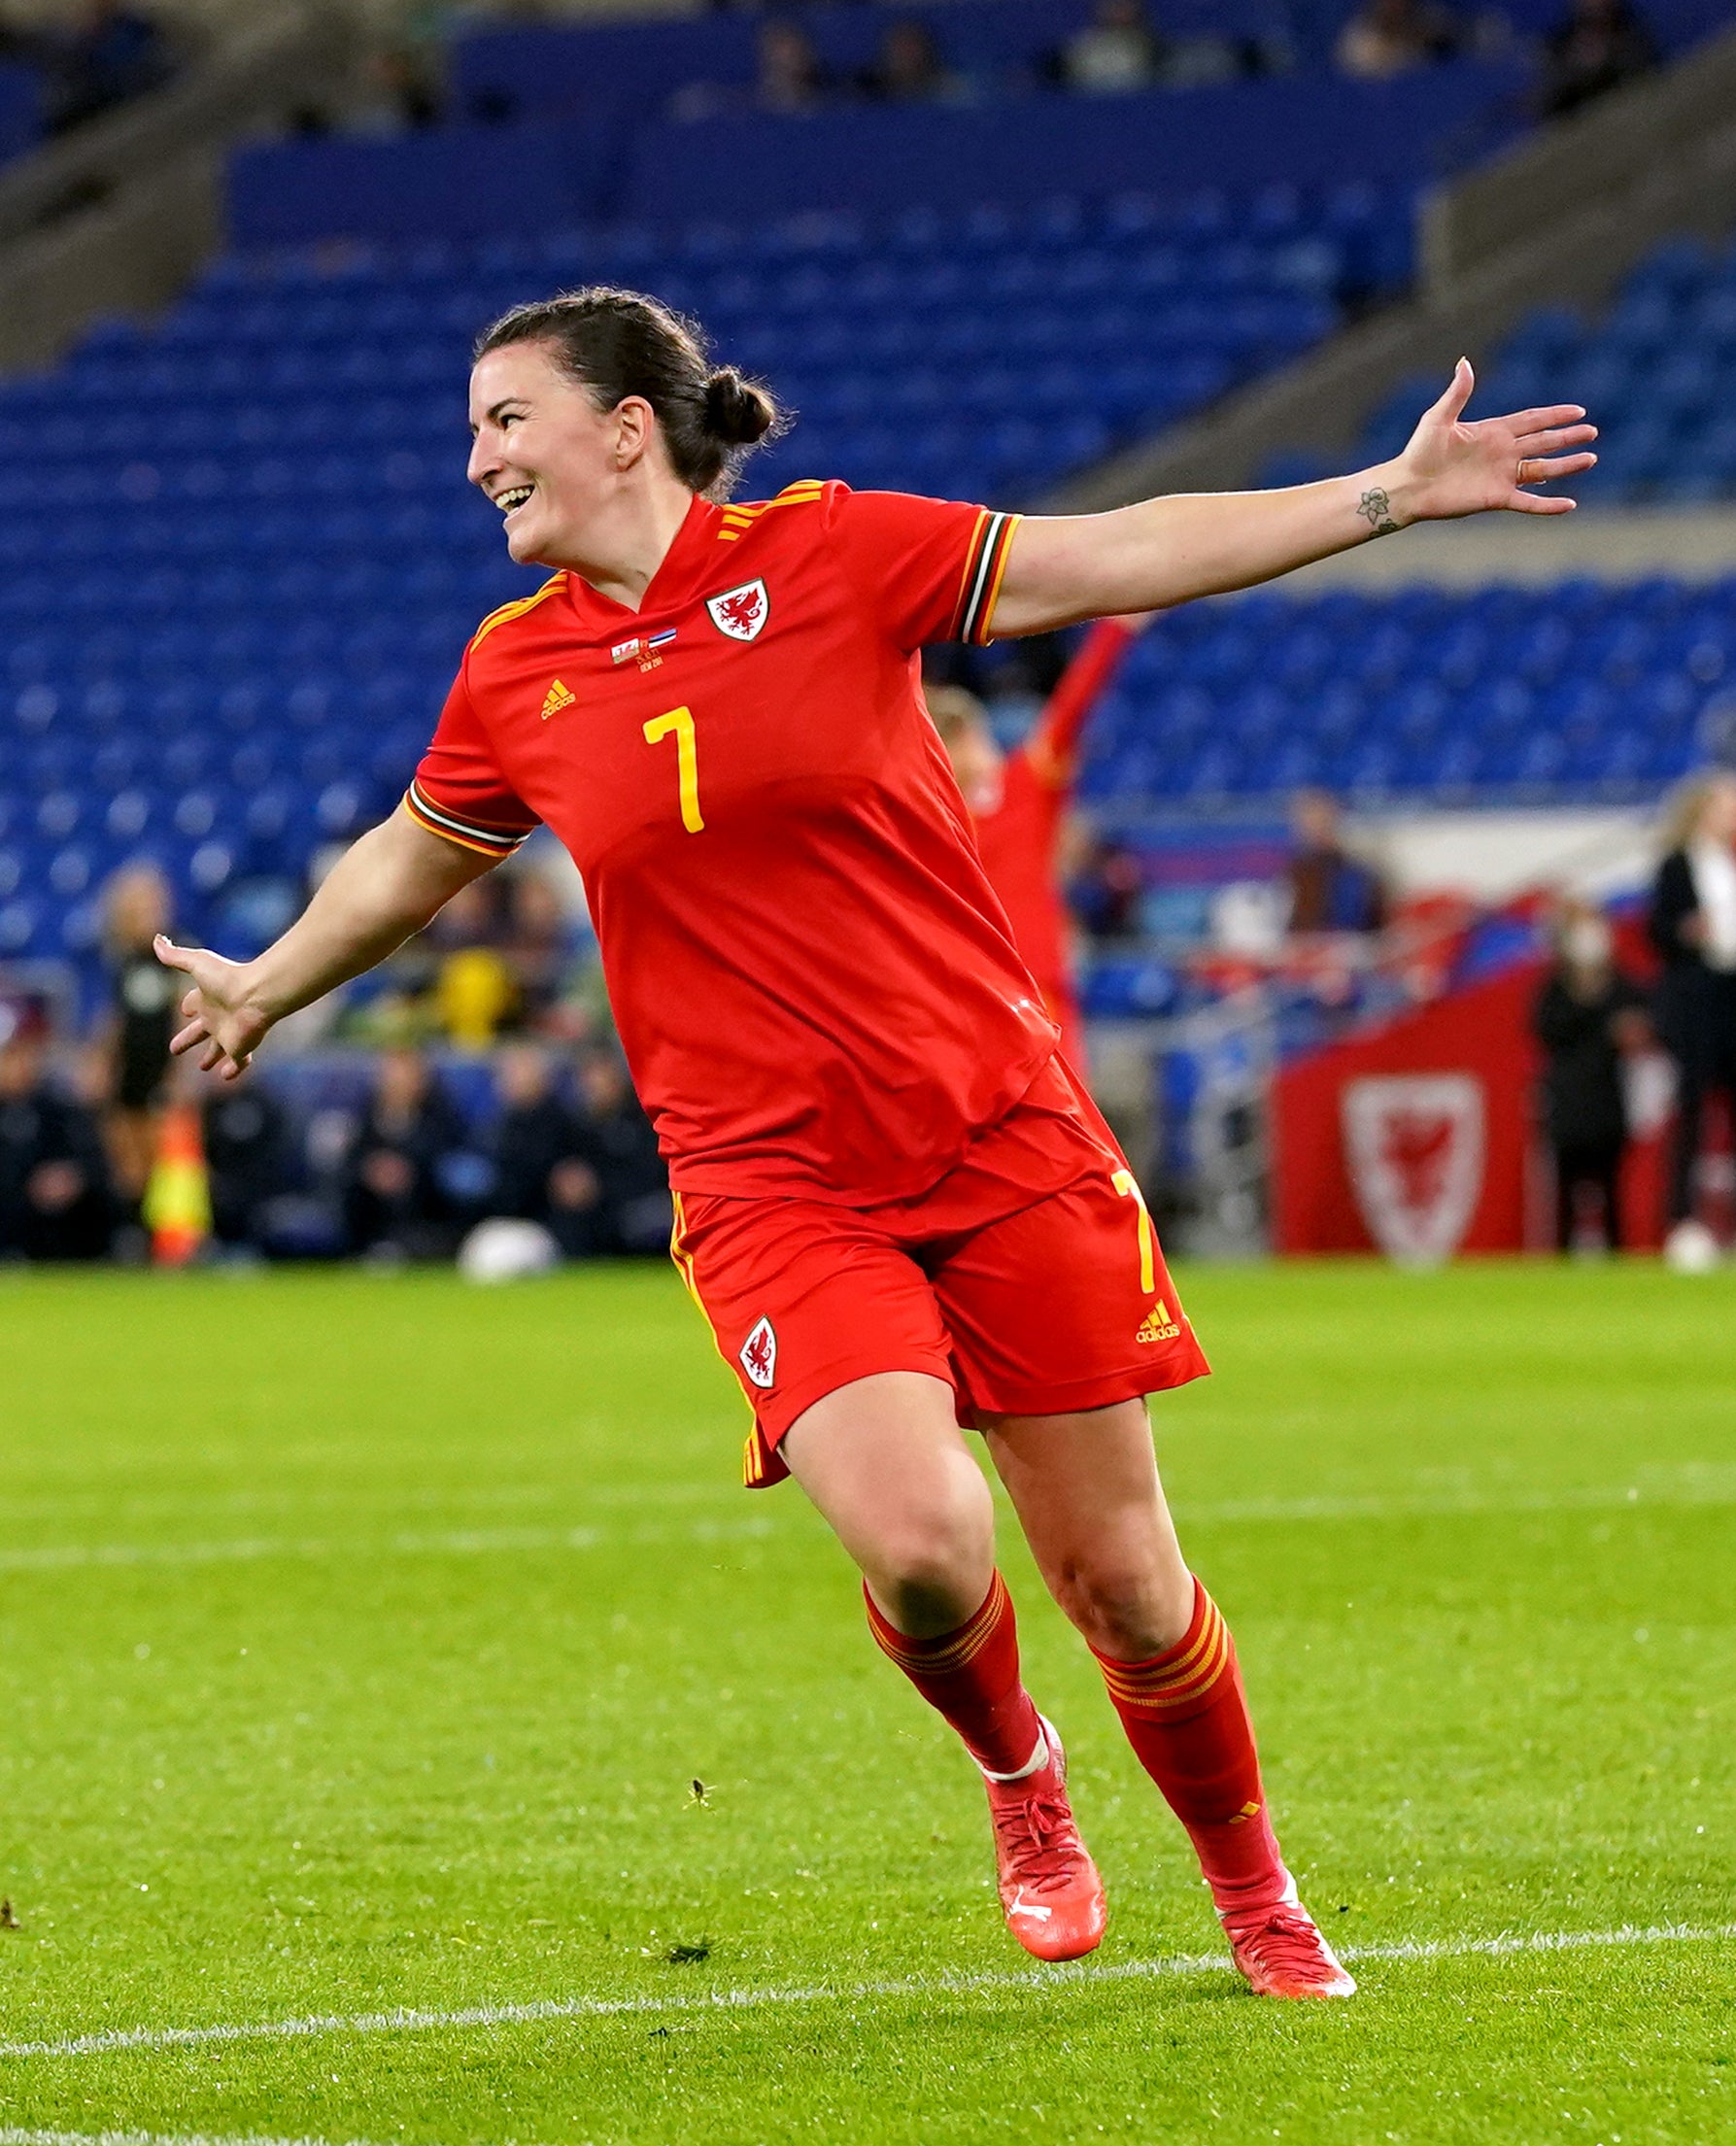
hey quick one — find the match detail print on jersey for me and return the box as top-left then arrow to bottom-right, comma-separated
706,578 -> 770,643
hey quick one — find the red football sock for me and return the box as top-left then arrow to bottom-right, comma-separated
865,1570 -> 1045,1778
1092,1577 -> 1289,1918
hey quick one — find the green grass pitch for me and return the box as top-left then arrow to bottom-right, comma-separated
0,1257 -> 1731,2145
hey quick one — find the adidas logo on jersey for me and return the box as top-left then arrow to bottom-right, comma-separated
540,677 -> 577,721
1136,1302 -> 1181,1344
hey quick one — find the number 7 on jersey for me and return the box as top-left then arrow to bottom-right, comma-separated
642,705 -> 705,834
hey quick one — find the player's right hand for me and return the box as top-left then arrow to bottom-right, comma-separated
154,935 -> 271,1081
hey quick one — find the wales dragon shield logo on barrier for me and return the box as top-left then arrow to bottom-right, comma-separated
1342,1073 -> 1485,1267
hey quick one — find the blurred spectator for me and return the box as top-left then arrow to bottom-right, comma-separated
1055,1 -> 1248,92
492,1043 -> 607,1257
201,1078 -> 292,1258
341,1047 -> 474,1260
1539,0 -> 1657,119
1648,771 -> 1736,1260
425,878 -> 517,1044
47,0 -> 174,135
1336,0 -> 1463,78
1284,791 -> 1387,935
1056,0 -> 1163,89
1531,899 -> 1649,1253
350,44 -> 445,133
860,19 -> 965,102
0,1031 -> 112,1262
1072,837 -> 1145,943
756,20 -> 827,112
500,869 -> 575,1031
98,865 -> 177,1214
576,1049 -> 672,1255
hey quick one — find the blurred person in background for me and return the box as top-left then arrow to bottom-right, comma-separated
1649,770 -> 1736,1264
1336,0 -> 1463,77
201,1074 -> 292,1260
860,19 -> 965,102
1055,1 -> 1155,90
425,877 -> 518,1045
1072,836 -> 1145,944
1531,898 -> 1649,1253
341,1045 -> 473,1260
576,1047 -> 672,1255
927,616 -> 1150,1067
755,19 -> 827,111
491,1042 -> 608,1257
500,868 -> 575,1032
1285,790 -> 1387,936
1054,2 -> 1252,92
1539,0 -> 1657,118
0,1026 -> 112,1262
98,864 -> 177,1220
47,0 -> 175,134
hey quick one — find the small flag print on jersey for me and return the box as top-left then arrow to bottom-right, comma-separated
739,1315 -> 777,1388
706,579 -> 769,643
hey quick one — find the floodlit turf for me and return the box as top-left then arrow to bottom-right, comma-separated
0,1256 -> 1732,2145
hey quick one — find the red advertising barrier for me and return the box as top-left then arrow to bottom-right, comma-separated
1272,965 -> 1547,1258
1271,943 -> 1710,1260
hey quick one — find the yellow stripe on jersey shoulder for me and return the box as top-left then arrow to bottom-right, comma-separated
717,480 -> 825,539
468,574 -> 566,650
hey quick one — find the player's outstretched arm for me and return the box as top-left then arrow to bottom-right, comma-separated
990,359 -> 1597,636
155,805 -> 493,1080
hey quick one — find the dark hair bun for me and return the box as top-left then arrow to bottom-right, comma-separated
702,367 -> 776,447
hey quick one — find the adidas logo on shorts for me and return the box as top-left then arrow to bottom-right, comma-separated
1136,1302 -> 1181,1344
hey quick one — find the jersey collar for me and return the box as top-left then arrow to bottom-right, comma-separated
562,493 -> 725,640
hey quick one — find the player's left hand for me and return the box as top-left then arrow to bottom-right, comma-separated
1393,358 -> 1597,522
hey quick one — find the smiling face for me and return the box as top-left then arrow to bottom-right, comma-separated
467,341 -> 658,570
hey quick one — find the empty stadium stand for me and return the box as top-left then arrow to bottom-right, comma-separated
1282,227 -> 1736,503
0,177 -> 1417,995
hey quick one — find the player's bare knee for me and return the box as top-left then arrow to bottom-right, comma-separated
869,1491 -> 995,1631
1055,1556 -> 1192,1657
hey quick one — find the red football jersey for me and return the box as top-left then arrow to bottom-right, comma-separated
410,482 -> 1055,1203
970,618 -> 1140,1050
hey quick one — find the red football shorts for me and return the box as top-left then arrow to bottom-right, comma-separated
667,1055 -> 1210,1487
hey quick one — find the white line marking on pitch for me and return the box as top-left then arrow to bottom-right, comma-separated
1,1468 -> 1730,1577
0,2132 -> 383,2146
1,1922 -> 1728,2063
0,1516 -> 777,1576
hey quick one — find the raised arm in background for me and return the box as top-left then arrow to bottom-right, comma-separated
154,805 -> 493,1080
990,360 -> 1597,637
1025,613 -> 1149,787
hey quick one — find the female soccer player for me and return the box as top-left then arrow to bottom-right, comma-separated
926,613 -> 1149,1064
158,290 -> 1593,1998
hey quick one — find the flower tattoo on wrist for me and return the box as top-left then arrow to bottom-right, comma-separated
1357,488 -> 1400,537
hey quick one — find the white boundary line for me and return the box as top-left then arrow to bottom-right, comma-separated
2,1922 -> 1729,2063
3,1473 -> 1735,1576
0,1516 -> 776,1575
0,2134 -> 380,2146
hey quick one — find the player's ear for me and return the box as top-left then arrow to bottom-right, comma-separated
611,394 -> 655,472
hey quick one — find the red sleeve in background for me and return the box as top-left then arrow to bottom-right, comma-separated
826,486 -> 1022,652
1025,616 -> 1143,789
406,664 -> 541,859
